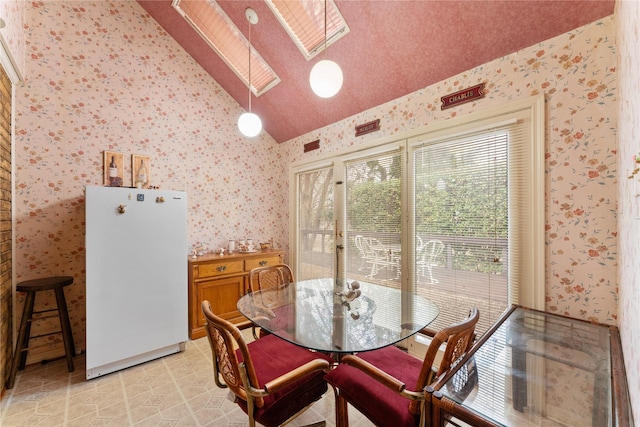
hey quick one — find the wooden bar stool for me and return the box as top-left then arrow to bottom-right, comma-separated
6,276 -> 76,389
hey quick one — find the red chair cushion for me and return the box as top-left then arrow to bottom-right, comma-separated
325,345 -> 423,427
236,334 -> 332,427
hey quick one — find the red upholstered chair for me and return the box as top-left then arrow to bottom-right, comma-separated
325,308 -> 479,427
202,300 -> 331,427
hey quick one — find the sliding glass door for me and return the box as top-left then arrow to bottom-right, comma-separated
292,96 -> 544,342
410,129 -> 510,336
293,147 -> 406,290
295,165 -> 335,281
344,149 -> 404,285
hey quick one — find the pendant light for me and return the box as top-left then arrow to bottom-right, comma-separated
238,7 -> 262,137
309,0 -> 343,98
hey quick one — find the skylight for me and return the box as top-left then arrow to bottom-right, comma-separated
172,0 -> 280,96
264,0 -> 350,60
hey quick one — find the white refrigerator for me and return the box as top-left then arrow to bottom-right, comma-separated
85,186 -> 188,380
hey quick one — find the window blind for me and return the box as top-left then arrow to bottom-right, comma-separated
345,150 -> 403,283
411,114 -> 531,337
174,0 -> 280,95
265,0 -> 350,59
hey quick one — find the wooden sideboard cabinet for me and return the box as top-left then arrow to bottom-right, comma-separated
188,249 -> 284,339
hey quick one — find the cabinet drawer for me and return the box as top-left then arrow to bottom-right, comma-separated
245,255 -> 281,271
197,260 -> 244,279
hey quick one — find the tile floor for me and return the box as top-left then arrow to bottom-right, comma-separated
1,337 -> 375,426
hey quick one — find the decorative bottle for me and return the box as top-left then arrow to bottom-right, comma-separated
135,159 -> 148,189
109,156 -> 119,186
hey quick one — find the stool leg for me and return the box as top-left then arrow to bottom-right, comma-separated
6,291 -> 36,389
18,294 -> 35,370
54,287 -> 75,372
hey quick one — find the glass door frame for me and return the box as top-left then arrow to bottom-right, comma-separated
290,142 -> 416,295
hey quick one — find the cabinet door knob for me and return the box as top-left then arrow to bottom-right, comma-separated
216,265 -> 227,272
259,260 -> 267,266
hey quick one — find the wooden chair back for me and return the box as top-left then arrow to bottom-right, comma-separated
202,300 -> 332,427
201,300 -> 265,408
249,263 -> 294,293
410,307 -> 479,414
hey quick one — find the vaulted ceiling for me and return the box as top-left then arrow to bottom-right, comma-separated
137,1 -> 615,143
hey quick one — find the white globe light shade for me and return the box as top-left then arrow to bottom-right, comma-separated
309,59 -> 343,98
238,112 -> 262,137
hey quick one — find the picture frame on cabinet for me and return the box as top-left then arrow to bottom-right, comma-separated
103,150 -> 124,187
132,154 -> 150,189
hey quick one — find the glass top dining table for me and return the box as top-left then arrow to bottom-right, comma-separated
237,278 -> 439,354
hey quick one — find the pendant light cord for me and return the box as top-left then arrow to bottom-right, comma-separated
323,0 -> 328,59
248,19 -> 252,112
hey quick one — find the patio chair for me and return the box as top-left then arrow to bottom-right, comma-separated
364,237 -> 397,278
417,239 -> 444,284
354,235 -> 369,271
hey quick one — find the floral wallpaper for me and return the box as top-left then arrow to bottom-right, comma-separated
284,17 -> 619,324
12,1 -> 287,363
615,0 -> 640,423
3,3 -> 635,420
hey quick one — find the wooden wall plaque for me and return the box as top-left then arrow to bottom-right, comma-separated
304,139 -> 320,152
441,83 -> 485,110
355,119 -> 380,137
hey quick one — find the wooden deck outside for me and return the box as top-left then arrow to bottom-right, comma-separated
298,260 -> 509,337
